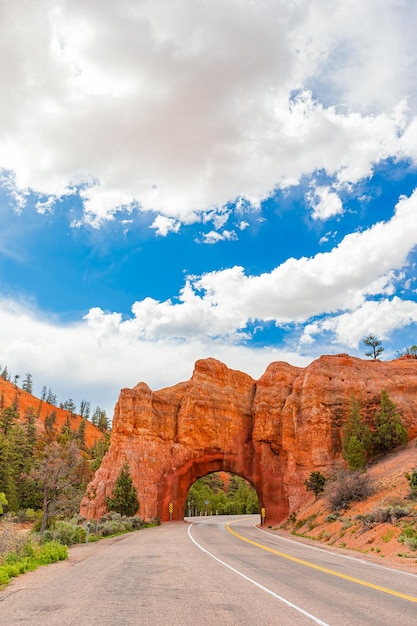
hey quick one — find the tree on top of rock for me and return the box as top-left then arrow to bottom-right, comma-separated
362,334 -> 384,360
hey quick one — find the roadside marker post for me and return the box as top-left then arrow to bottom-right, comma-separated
261,507 -> 266,526
169,502 -> 173,521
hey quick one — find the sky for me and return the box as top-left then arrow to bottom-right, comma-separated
1,0 -> 417,419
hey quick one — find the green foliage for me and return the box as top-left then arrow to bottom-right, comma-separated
398,525 -> 417,551
21,373 -> 33,394
0,493 -> 7,515
0,540 -> 68,589
187,472 -> 259,515
362,334 -> 384,360
42,521 -> 86,546
305,471 -> 326,500
406,469 -> 417,499
106,463 -> 139,517
372,390 -> 408,455
89,432 -> 111,472
355,502 -> 410,529
341,396 -> 371,471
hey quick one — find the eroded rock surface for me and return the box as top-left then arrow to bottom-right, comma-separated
80,355 -> 417,524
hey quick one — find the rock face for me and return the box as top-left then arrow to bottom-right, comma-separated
80,355 -> 417,524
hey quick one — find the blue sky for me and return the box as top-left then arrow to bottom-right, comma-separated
1,1 -> 417,418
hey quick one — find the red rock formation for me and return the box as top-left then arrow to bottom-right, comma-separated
80,355 -> 417,524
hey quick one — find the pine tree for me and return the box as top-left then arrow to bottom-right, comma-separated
106,462 -> 139,516
373,390 -> 408,455
0,406 -> 19,435
362,334 -> 384,360
305,471 -> 326,500
341,396 -> 371,470
22,373 -> 33,394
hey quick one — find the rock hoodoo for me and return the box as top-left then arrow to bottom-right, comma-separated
80,355 -> 417,524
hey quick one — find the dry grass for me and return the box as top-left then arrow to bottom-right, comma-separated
0,516 -> 30,564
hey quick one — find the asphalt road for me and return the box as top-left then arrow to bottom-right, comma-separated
1,515 -> 416,625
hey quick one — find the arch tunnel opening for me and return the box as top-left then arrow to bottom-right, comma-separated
185,472 -> 260,518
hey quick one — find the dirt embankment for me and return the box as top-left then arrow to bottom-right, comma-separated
271,439 -> 417,573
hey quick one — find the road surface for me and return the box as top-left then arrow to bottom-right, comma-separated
1,515 -> 416,625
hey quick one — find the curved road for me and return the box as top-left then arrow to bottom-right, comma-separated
1,515 -> 416,625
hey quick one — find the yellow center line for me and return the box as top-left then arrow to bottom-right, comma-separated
225,521 -> 417,604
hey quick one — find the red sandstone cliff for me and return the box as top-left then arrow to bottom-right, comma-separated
80,354 -> 417,524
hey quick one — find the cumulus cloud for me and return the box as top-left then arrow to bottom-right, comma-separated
307,185 -> 344,221
0,297 -> 308,417
83,188 -> 417,340
151,215 -> 181,236
0,1 -> 416,226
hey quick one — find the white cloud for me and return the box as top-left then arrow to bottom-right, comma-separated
82,188 -> 417,341
151,215 -> 181,236
302,298 -> 417,348
0,1 -> 416,226
307,185 -> 344,221
0,297 -> 309,418
199,230 -> 238,245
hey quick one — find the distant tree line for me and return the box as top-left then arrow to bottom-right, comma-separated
0,365 -> 110,432
186,473 -> 259,516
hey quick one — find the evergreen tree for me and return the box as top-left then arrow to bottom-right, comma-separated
46,388 -> 57,405
106,462 -> 139,516
0,406 -> 19,435
60,399 -> 76,414
22,373 -> 33,393
0,431 -> 18,511
341,396 -> 371,470
362,334 -> 384,360
79,400 -> 91,420
76,418 -> 87,447
305,471 -> 326,500
373,390 -> 408,455
95,408 -> 110,432
89,432 -> 111,472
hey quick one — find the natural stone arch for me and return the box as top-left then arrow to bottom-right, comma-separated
81,355 -> 417,524
158,456 -> 264,521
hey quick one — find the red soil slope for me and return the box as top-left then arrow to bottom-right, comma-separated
0,378 -> 103,448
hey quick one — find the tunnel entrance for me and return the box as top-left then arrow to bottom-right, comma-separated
185,472 -> 260,517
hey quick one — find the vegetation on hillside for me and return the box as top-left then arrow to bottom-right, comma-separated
341,390 -> 408,471
0,382 -> 110,528
187,473 -> 259,515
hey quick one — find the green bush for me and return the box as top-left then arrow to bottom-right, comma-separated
0,541 -> 67,589
398,526 -> 417,551
42,521 -> 86,546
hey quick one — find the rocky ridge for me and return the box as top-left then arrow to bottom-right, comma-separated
81,354 -> 417,524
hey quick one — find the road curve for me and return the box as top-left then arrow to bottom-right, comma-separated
0,515 -> 416,625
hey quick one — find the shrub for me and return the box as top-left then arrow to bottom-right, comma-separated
398,526 -> 417,551
42,521 -> 86,546
0,516 -> 29,564
406,469 -> 417,499
326,470 -> 374,512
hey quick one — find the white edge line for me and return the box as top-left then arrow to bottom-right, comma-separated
187,523 -> 330,626
254,523 -> 417,580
